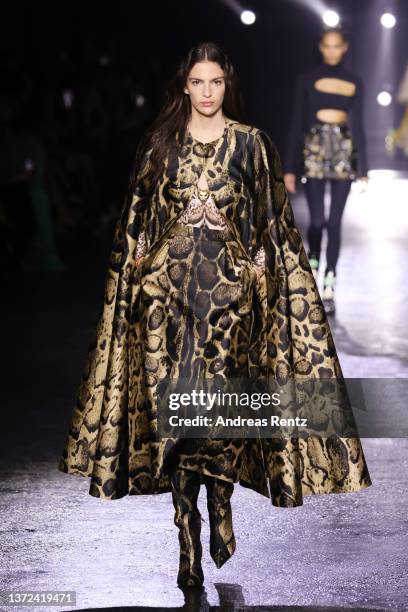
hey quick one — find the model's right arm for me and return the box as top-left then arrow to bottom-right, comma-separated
349,76 -> 368,178
283,73 -> 307,176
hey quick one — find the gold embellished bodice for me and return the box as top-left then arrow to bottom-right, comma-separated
134,183 -> 265,269
135,194 -> 265,271
176,183 -> 228,229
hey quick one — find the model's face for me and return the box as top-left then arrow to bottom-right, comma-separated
319,33 -> 348,65
184,60 -> 226,116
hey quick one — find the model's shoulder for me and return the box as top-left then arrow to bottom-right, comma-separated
234,124 -> 280,168
228,121 -> 279,163
229,120 -> 259,138
333,66 -> 360,81
252,126 -> 278,151
230,121 -> 275,144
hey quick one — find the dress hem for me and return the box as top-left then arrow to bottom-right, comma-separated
58,461 -> 373,507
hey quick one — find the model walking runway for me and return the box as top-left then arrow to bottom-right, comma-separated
58,40 -> 371,588
283,27 -> 369,315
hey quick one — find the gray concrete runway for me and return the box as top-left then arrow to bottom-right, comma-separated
1,174 -> 407,611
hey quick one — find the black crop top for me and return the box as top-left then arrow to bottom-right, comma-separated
283,59 -> 368,177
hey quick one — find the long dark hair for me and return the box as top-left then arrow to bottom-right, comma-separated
131,41 -> 247,192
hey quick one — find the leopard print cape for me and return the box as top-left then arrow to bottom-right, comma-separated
58,117 -> 372,507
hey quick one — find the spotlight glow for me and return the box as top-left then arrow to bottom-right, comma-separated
240,10 -> 256,25
323,10 -> 340,27
377,91 -> 392,106
381,13 -> 396,28
135,94 -> 145,108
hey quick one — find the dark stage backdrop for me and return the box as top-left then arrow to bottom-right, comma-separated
1,0 -> 408,233
3,0 -> 408,171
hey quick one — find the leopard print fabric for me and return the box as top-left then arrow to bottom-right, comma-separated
58,117 -> 372,507
140,221 -> 255,483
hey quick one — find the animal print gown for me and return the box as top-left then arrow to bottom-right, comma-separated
58,117 -> 372,507
135,161 -> 266,484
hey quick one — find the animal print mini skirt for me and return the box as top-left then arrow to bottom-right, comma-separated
139,222 -> 260,483
303,122 -> 358,180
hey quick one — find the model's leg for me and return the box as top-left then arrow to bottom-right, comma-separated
325,178 -> 352,274
303,178 -> 326,278
170,467 -> 204,587
203,474 -> 236,569
322,179 -> 352,315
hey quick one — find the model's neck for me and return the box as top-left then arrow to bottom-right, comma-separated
188,111 -> 227,135
322,59 -> 345,69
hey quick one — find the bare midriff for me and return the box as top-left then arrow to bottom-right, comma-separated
316,109 -> 349,124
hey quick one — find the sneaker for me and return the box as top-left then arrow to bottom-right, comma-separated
308,253 -> 320,281
322,270 -> 336,315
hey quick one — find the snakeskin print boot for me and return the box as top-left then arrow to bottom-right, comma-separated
203,475 -> 236,569
170,468 -> 204,588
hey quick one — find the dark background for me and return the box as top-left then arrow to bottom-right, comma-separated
2,0 -> 408,265
3,0 -> 408,152
2,0 -> 408,209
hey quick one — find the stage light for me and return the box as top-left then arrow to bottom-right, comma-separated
380,13 -> 396,28
240,9 -> 256,25
322,10 -> 340,26
135,94 -> 145,108
377,91 -> 392,106
62,89 -> 74,109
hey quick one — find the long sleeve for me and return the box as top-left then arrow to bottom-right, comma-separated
350,77 -> 368,177
283,73 -> 307,175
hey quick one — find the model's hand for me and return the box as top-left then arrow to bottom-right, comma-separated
284,173 -> 296,194
353,176 -> 369,194
356,176 -> 369,192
